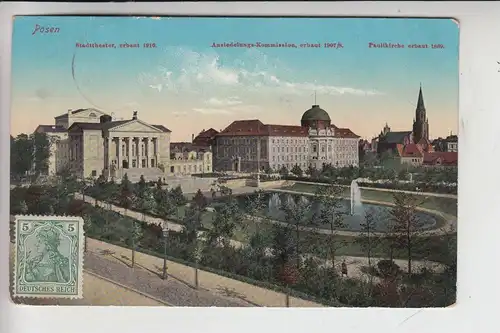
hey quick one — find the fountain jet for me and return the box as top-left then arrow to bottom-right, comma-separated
350,178 -> 363,216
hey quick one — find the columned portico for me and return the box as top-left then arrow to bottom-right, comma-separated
104,135 -> 163,172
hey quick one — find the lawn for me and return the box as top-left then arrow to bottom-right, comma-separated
284,183 -> 457,217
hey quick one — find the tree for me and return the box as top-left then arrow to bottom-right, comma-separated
155,187 -> 177,277
271,224 -> 296,266
271,223 -> 299,305
136,175 -> 147,198
206,197 -> 243,248
83,214 -> 92,253
355,208 -> 381,277
137,188 -> 155,223
10,134 -> 34,179
170,185 -> 187,219
389,192 -> 425,275
18,200 -> 28,214
193,189 -> 208,211
281,194 -> 311,270
31,132 -> 52,175
279,165 -> 289,177
129,218 -> 143,268
306,165 -> 320,179
313,184 -> 347,268
92,175 -> 107,206
118,174 -> 136,266
291,164 -> 303,177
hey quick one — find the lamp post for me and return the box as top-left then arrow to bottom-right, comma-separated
162,224 -> 169,280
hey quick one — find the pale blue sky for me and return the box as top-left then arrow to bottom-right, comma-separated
11,16 -> 459,140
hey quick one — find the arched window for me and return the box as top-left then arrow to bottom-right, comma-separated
89,113 -> 97,118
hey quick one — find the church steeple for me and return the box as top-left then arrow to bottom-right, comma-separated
416,83 -> 425,111
412,84 -> 429,143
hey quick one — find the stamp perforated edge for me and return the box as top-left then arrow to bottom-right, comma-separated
12,214 -> 85,300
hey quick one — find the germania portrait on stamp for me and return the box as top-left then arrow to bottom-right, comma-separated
13,215 -> 84,299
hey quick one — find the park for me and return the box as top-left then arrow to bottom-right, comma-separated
9,166 -> 457,307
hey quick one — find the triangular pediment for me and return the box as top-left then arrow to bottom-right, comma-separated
109,119 -> 163,133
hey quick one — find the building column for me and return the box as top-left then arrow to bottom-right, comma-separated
107,137 -> 112,169
134,137 -> 139,168
155,137 -> 160,167
145,137 -> 150,168
128,137 -> 133,168
116,137 -> 122,169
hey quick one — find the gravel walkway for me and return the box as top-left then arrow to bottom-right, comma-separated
84,251 -> 251,307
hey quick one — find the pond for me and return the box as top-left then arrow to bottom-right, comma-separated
216,192 -> 439,233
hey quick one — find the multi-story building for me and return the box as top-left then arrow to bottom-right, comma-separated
446,135 -> 458,152
213,104 -> 360,172
169,142 -> 213,176
431,134 -> 458,153
35,108 -> 172,181
34,125 -> 69,175
396,143 -> 458,167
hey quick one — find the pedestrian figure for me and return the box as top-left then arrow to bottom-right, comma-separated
341,259 -> 348,277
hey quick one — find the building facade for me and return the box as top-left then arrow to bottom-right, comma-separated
169,142 -> 213,176
213,105 -> 360,173
35,108 -> 172,181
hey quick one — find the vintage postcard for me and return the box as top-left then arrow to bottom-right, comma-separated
10,16 -> 458,307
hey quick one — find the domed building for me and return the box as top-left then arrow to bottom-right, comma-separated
213,104 -> 360,173
300,105 -> 331,129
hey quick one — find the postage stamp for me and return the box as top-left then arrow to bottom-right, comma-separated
13,215 -> 84,299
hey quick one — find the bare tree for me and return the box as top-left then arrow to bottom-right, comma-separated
281,194 -> 311,270
313,183 -> 347,269
356,208 -> 381,269
389,192 -> 425,275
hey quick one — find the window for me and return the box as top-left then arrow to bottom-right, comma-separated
89,113 -> 97,118
170,166 -> 174,173
91,170 -> 97,176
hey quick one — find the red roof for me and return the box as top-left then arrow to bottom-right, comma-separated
196,128 -> 219,138
193,128 -> 219,146
396,143 -> 424,158
423,151 -> 458,166
216,119 -> 359,138
334,127 -> 360,138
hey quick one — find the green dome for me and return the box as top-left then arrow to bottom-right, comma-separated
301,105 -> 331,122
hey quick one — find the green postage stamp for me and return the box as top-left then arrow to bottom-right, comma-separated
13,215 -> 84,299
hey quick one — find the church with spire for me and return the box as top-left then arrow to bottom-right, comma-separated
376,85 -> 434,156
412,84 -> 430,144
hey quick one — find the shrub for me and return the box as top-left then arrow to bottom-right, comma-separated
377,260 -> 401,278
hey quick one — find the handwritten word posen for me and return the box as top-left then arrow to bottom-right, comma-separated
32,24 -> 60,35
211,42 -> 344,49
368,42 -> 445,49
75,42 -> 157,49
